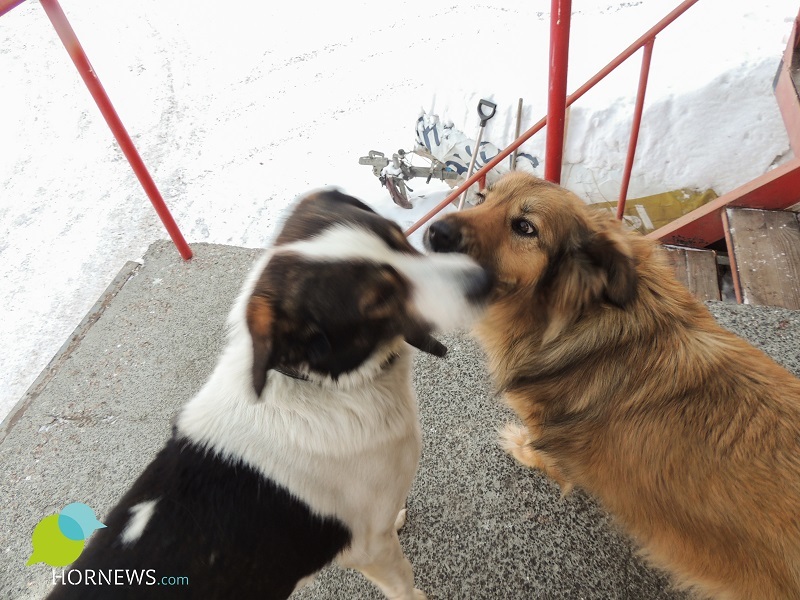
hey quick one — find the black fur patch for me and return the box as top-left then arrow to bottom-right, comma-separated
47,437 -> 351,600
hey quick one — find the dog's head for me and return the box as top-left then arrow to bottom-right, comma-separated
244,190 -> 491,396
424,172 -> 637,331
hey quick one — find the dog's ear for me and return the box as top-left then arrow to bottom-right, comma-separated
580,226 -> 638,308
359,264 -> 448,357
358,264 -> 406,320
246,295 -> 274,398
543,221 -> 637,341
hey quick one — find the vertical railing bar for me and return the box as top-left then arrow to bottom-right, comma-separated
545,0 -> 572,184
617,38 -> 655,220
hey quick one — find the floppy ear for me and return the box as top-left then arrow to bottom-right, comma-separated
581,226 -> 638,308
358,264 -> 406,320
405,328 -> 448,357
246,295 -> 274,398
543,222 -> 637,341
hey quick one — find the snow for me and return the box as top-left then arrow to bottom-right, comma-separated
0,0 -> 797,422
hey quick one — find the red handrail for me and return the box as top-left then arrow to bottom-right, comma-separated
0,0 -> 25,17
405,0 -> 701,236
39,0 -> 192,260
3,0 -> 192,259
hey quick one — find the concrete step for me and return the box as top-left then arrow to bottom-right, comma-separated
2,241 -> 799,599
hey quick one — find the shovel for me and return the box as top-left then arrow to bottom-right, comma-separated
457,99 -> 497,210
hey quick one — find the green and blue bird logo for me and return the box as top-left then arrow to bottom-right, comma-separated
27,503 -> 106,567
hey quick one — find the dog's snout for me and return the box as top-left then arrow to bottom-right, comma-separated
426,220 -> 462,253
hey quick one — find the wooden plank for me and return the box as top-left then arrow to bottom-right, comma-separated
647,156 -> 800,248
664,245 -> 721,302
724,208 -> 800,309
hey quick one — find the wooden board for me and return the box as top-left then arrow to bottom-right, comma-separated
664,245 -> 721,302
723,208 -> 800,309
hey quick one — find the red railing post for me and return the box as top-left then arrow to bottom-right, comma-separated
617,38 -> 655,220
545,0 -> 572,184
38,0 -> 193,260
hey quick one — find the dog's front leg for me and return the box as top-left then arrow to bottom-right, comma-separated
499,422 -> 573,494
338,529 -> 426,600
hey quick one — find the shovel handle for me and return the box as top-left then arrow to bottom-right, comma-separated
477,99 -> 497,126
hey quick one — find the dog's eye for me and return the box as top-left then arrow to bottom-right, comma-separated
475,191 -> 486,204
511,218 -> 537,237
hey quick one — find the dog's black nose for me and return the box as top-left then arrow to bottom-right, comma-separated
425,219 -> 462,253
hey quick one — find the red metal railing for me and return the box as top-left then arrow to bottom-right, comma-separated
405,0 -> 701,236
0,0 -> 25,17
617,38 -> 654,220
2,0 -> 192,259
545,0 -> 571,185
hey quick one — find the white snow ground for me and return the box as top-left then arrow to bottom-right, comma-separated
0,0 -> 797,422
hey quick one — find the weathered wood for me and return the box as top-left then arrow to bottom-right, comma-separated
664,245 -> 721,302
723,208 -> 800,309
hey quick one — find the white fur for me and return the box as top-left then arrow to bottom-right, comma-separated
120,499 -> 158,546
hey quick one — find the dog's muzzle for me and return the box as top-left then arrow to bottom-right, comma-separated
425,219 -> 462,253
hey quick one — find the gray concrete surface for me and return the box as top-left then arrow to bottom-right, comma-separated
2,240 -> 799,599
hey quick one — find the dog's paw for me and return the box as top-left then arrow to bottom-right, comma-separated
394,508 -> 407,531
499,423 -> 573,494
413,589 -> 427,600
499,423 -> 538,465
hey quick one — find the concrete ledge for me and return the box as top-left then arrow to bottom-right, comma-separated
2,240 -> 798,599
1,261 -> 141,445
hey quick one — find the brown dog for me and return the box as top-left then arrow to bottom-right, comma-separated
425,171 -> 800,599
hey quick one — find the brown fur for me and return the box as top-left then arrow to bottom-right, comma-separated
428,172 -> 800,599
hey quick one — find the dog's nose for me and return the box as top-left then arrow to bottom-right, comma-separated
425,220 -> 462,253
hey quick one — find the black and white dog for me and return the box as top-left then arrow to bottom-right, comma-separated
48,191 -> 490,599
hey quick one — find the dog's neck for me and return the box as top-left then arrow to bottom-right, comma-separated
176,334 -> 420,524
271,365 -> 309,381
177,335 -> 417,456
271,352 -> 400,385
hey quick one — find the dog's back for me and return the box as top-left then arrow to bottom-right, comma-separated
48,436 -> 352,600
547,243 -> 800,599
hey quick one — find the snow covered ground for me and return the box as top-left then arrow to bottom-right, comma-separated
1,0 -> 797,422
